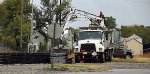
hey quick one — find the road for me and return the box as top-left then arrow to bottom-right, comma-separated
99,69 -> 150,74
36,69 -> 150,74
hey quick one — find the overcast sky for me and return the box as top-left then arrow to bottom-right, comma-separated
70,0 -> 150,28
0,0 -> 3,3
1,0 -> 150,28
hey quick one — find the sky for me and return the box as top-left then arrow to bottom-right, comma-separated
0,0 -> 3,3
1,0 -> 150,28
70,0 -> 150,28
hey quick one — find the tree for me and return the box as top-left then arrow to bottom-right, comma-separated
32,0 -> 71,50
33,0 -> 71,29
105,16 -> 117,29
70,28 -> 79,42
0,4 -> 7,29
121,25 -> 150,44
0,3 -> 7,44
0,0 -> 32,50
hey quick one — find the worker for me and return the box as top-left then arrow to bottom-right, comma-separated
99,11 -> 105,19
99,11 -> 106,26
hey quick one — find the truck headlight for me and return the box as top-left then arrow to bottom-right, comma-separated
99,48 -> 102,51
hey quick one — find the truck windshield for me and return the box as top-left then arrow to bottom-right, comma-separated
79,31 -> 102,40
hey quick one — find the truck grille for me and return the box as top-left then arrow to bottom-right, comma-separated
80,44 -> 96,52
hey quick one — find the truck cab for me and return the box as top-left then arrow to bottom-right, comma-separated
77,30 -> 104,53
74,27 -> 113,63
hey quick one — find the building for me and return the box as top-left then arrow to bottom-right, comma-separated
121,34 -> 143,56
28,30 -> 51,53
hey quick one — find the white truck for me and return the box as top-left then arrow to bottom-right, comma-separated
60,9 -> 116,63
63,9 -> 118,63
28,7 -> 118,63
74,26 -> 115,63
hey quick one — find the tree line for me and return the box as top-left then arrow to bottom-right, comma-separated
0,0 -> 31,50
0,0 -> 149,51
121,25 -> 150,44
0,0 -> 71,51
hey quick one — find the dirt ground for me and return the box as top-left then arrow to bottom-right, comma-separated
0,62 -> 150,74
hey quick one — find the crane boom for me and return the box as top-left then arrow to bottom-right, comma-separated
62,8 -> 106,33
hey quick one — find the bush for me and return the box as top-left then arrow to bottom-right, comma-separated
39,39 -> 48,52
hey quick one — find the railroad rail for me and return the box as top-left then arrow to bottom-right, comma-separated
0,53 -> 71,64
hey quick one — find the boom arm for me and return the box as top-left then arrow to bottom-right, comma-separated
61,8 -> 106,48
62,8 -> 106,32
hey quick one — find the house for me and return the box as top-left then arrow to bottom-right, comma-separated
28,30 -> 51,53
121,34 -> 143,56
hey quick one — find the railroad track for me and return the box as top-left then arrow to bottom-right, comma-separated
0,53 -> 72,64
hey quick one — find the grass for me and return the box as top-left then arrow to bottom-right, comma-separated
142,53 -> 150,58
112,58 -> 150,63
113,53 -> 150,63
43,64 -> 112,72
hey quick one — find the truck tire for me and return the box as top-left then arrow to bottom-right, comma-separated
75,55 -> 80,63
108,51 -> 113,62
126,54 -> 132,59
108,52 -> 113,61
100,52 -> 105,63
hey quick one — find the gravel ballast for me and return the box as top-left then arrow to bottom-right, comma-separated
101,62 -> 150,69
0,62 -> 150,74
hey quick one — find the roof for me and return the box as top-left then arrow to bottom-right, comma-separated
128,34 -> 142,40
32,30 -> 48,39
121,34 -> 142,44
38,30 -> 48,38
127,38 -> 143,44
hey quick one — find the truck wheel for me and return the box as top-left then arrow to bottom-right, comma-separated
75,55 -> 80,63
126,54 -> 132,59
108,52 -> 113,61
100,53 -> 105,63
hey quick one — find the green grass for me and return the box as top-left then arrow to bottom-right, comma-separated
112,58 -> 150,63
43,64 -> 112,72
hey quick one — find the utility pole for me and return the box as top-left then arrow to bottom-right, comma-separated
49,0 -> 54,70
59,0 -> 61,26
51,0 -> 62,70
51,22 -> 56,70
29,0 -> 34,53
20,0 -> 24,50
